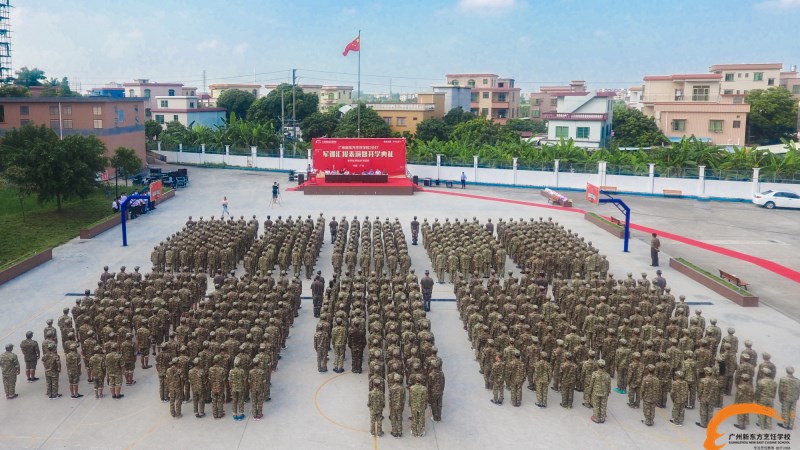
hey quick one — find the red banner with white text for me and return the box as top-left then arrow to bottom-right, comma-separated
312,138 -> 407,176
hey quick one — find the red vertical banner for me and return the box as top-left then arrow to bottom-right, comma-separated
149,180 -> 163,201
312,138 -> 407,175
586,183 -> 600,204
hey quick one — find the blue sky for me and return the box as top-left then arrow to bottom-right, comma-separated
10,0 -> 800,94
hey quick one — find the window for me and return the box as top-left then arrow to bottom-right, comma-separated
93,119 -> 103,129
672,119 -> 686,131
733,120 -> 741,129
129,89 -> 135,97
723,90 -> 733,95
21,119 -> 30,126
63,106 -> 72,116
168,89 -> 175,96
767,78 -> 775,86
482,78 -> 488,85
144,89 -> 151,98
709,120 -> 723,133
189,102 -> 195,108
692,85 -> 709,101
481,108 -> 488,116
93,105 -> 102,115
754,72 -> 763,81
497,94 -> 506,102
733,96 -> 744,104
555,126 -> 569,138
737,73 -> 742,78
20,105 -> 29,115
793,85 -> 800,94
498,82 -> 505,88
63,119 -> 73,129
470,93 -> 478,102
533,98 -> 540,105
328,93 -> 335,100
531,110 -> 540,118
674,89 -> 684,101
467,79 -> 475,87
745,73 -> 749,78
397,117 -> 406,126
550,98 -> 558,106
160,100 -> 168,108
50,119 -> 60,130
49,105 -> 59,115
0,105 -> 4,122
173,115 -> 179,122
576,127 -> 590,139
724,73 -> 734,81
155,115 -> 164,124
451,80 -> 459,86
383,117 -> 392,125
482,92 -> 489,99
145,108 -> 152,118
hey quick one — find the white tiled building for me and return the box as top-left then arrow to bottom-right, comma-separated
541,91 -> 615,148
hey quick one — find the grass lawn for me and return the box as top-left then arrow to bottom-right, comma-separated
0,181 -> 141,270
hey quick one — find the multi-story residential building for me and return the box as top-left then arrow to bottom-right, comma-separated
208,83 -> 261,106
151,95 -> 225,128
541,91 -> 614,149
262,84 -> 354,112
626,86 -> 644,110
367,92 -> 445,135
709,63 -> 783,103
780,67 -> 800,132
432,85 -> 472,113
642,73 -> 749,146
529,81 -> 587,121
444,74 -> 520,123
122,79 -> 197,119
0,96 -> 146,163
89,85 -> 125,98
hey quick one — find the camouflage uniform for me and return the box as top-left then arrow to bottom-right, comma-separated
734,374 -> 754,429
229,362 -> 246,419
756,368 -> 778,430
588,361 -> 611,423
409,377 -> 428,437
166,359 -> 183,417
778,367 -> 798,430
534,354 -> 552,407
697,367 -> 718,428
641,365 -> 660,426
388,374 -> 406,437
209,359 -> 226,418
188,360 -> 205,417
670,372 -> 689,426
0,346 -> 20,398
368,382 -> 385,436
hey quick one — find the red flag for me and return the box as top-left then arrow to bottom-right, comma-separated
342,36 -> 360,56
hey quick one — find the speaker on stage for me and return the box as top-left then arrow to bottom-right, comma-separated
298,173 -> 305,185
413,175 -> 419,185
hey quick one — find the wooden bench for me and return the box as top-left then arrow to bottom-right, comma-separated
719,269 -> 749,290
609,216 -> 623,226
663,189 -> 683,196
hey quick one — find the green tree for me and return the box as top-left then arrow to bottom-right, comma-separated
449,118 -> 518,148
40,77 -> 79,97
611,104 -> 668,147
443,107 -> 475,126
0,85 -> 31,97
333,103 -> 392,138
216,89 -> 256,121
109,147 -> 143,186
13,66 -> 46,87
2,124 -> 107,212
415,117 -> 450,142
144,120 -> 162,141
247,84 -> 319,128
300,110 -> 340,140
505,118 -> 547,134
745,87 -> 799,145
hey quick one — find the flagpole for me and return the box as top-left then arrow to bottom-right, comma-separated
357,29 -> 361,138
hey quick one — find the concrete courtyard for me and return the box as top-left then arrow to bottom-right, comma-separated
0,165 -> 797,450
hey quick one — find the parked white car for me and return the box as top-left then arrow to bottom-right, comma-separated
752,190 -> 800,209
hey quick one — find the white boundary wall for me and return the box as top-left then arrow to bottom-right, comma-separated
154,149 -> 799,201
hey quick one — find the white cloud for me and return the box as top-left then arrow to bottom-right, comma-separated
756,0 -> 800,9
196,39 -> 220,51
341,7 -> 357,16
457,0 -> 517,14
233,43 -> 249,55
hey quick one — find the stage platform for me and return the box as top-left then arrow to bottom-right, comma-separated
289,176 -> 417,195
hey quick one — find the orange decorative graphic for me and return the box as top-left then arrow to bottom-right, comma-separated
704,403 -> 782,450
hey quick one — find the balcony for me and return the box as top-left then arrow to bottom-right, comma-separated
492,101 -> 510,108
541,112 -> 608,121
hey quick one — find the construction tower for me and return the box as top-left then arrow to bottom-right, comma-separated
0,0 -> 11,84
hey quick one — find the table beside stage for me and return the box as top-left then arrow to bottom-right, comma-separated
324,174 -> 389,183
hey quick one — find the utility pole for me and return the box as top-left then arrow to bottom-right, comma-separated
357,30 -> 361,138
202,70 -> 206,97
281,89 -> 285,155
292,68 -> 297,157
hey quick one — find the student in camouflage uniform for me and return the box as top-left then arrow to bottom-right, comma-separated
166,358 -> 183,418
105,344 -> 124,399
696,367 -> 718,428
368,379 -> 385,437
559,352 -> 577,409
428,359 -> 445,420
756,367 -> 777,430
490,355 -> 505,405
409,375 -> 428,437
1,344 -> 20,399
229,358 -> 246,421
249,357 -> 265,420
188,358 -> 205,418
627,352 -> 644,408
209,356 -> 226,419
506,350 -> 525,407
41,343 -> 62,399
641,364 -> 660,426
65,343 -> 83,399
778,366 -> 798,430
89,346 -> 105,399
669,371 -> 688,426
155,343 -> 171,402
733,373 -> 754,430
389,373 -> 405,437
19,331 -> 40,382
534,351 -> 551,408
588,359 -> 611,423
331,318 -> 347,373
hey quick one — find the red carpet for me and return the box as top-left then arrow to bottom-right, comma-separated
420,187 -> 800,285
292,176 -> 415,195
